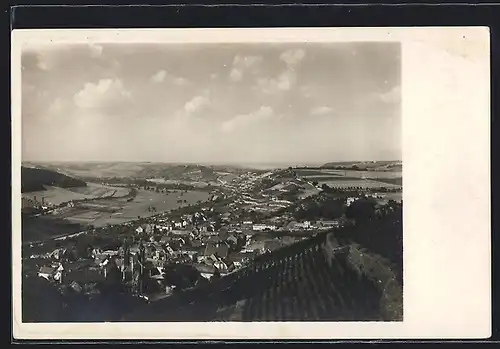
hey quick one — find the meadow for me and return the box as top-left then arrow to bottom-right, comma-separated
295,168 -> 402,179
295,168 -> 402,189
22,183 -> 130,206
48,189 -> 211,228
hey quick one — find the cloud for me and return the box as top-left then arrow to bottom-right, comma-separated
229,68 -> 243,82
233,55 -> 263,69
35,51 -> 56,71
173,77 -> 189,86
150,70 -> 190,86
311,106 -> 334,116
150,70 -> 167,83
89,43 -> 103,58
252,50 -> 305,95
47,98 -> 68,115
379,85 -> 401,104
256,70 -> 296,94
229,55 -> 263,82
184,93 -> 210,114
280,48 -> 306,67
73,78 -> 131,110
221,105 -> 276,133
300,85 -> 315,98
210,73 -> 218,80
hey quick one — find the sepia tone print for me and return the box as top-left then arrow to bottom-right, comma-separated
20,40 -> 402,323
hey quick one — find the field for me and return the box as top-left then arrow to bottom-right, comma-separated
33,189 -> 210,230
295,168 -> 402,179
22,215 -> 84,244
373,192 -> 403,202
22,183 -> 130,206
295,168 -> 402,189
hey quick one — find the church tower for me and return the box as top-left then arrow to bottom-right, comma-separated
122,238 -> 130,281
138,240 -> 146,293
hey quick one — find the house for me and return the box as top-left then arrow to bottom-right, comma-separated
38,266 -> 55,280
288,221 -> 312,230
346,197 -> 358,206
160,235 -> 173,244
227,252 -> 250,268
49,248 -> 70,261
203,243 -> 229,259
171,230 -> 190,237
252,224 -> 276,231
69,280 -> 83,293
64,269 -> 106,285
207,235 -> 225,244
214,259 -> 235,272
242,241 -> 266,253
226,234 -> 238,246
319,220 -> 341,228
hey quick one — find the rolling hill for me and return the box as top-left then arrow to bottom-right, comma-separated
21,166 -> 87,193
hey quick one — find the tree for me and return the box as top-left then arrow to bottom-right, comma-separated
345,198 -> 377,221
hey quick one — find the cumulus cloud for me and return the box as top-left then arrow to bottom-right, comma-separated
73,78 -> 131,109
47,98 -> 68,115
221,105 -> 276,133
256,70 -> 296,94
229,55 -> 263,82
311,106 -> 334,116
184,92 -> 210,114
229,68 -> 243,82
150,70 -> 190,86
379,85 -> 401,104
89,43 -> 103,58
173,77 -> 189,86
34,50 -> 57,71
253,49 -> 305,95
300,85 -> 315,98
280,48 -> 306,67
233,55 -> 263,69
150,70 -> 167,83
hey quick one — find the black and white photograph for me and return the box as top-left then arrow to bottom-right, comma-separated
12,27 -> 490,340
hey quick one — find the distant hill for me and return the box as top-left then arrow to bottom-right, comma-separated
21,166 -> 87,193
320,161 -> 402,171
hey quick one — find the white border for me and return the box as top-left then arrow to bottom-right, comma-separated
12,27 -> 491,340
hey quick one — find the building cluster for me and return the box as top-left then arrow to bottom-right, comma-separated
30,167 -> 393,303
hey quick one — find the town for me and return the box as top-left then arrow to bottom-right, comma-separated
22,163 -> 403,322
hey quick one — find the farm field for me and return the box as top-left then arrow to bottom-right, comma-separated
22,215 -> 84,243
22,183 -> 130,206
368,177 -> 403,186
296,168 -> 402,179
295,168 -> 402,190
148,178 -> 218,188
49,189 -> 211,228
307,178 -> 401,189
22,189 -> 212,242
373,192 -> 403,202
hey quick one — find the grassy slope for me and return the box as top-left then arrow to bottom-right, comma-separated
21,166 -> 87,193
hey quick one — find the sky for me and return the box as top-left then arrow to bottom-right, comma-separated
21,42 -> 401,165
